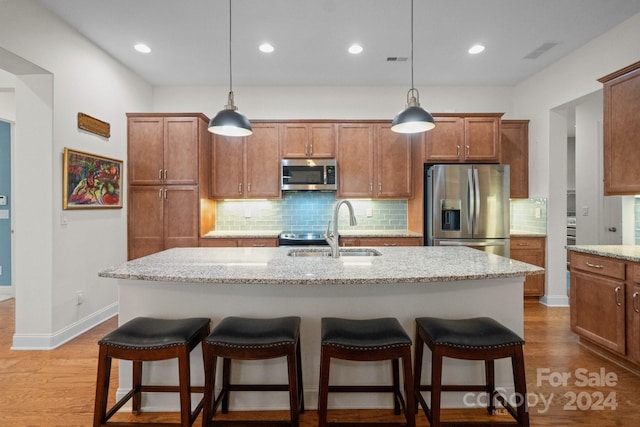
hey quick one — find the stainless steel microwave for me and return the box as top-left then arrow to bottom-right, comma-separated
281,159 -> 337,191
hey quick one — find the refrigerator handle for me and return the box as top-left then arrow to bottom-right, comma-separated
473,168 -> 481,228
467,169 -> 474,234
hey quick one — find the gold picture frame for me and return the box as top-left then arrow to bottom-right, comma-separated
63,148 -> 123,209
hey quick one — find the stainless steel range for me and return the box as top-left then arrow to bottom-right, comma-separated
278,232 -> 329,246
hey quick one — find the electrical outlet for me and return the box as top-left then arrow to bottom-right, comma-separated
534,207 -> 541,219
76,291 -> 84,305
582,206 -> 589,216
244,208 -> 251,218
366,208 -> 373,218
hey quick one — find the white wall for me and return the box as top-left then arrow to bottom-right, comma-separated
513,12 -> 640,306
0,0 -> 153,348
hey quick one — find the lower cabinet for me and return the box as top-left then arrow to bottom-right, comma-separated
128,185 -> 199,260
200,238 -> 278,247
570,251 -> 640,370
340,237 -> 422,247
510,236 -> 545,297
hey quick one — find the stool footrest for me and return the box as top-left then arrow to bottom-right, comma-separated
325,423 -> 410,427
418,384 -> 490,393
208,421 -> 295,427
328,385 -> 397,393
225,384 -> 292,392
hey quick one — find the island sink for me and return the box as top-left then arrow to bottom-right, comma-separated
287,248 -> 382,257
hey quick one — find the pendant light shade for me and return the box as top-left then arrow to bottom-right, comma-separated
208,0 -> 252,137
391,0 -> 435,134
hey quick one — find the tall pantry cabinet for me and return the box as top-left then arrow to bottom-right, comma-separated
127,114 -> 210,260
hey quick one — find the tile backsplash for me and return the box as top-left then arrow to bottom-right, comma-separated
510,198 -> 547,234
215,192 -> 408,232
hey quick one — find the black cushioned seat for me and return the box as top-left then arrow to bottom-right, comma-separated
202,316 -> 304,427
93,317 -> 211,427
413,317 -> 529,427
318,317 -> 415,427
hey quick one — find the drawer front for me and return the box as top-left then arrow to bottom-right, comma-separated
510,237 -> 544,250
571,252 -> 625,280
633,264 -> 640,283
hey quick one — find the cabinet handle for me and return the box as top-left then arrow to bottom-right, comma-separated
585,261 -> 604,269
370,183 -> 373,192
252,243 -> 265,247
238,183 -> 242,193
164,189 -> 167,199
517,243 -> 530,246
466,145 -> 470,157
158,189 -> 163,199
383,243 -> 398,246
158,169 -> 163,180
308,143 -> 313,156
378,183 -> 382,193
456,145 -> 460,158
634,292 -> 640,313
615,286 -> 622,307
247,183 -> 251,193
164,169 -> 168,180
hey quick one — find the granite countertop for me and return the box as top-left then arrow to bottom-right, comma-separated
567,245 -> 640,263
99,246 -> 543,285
202,230 -> 423,239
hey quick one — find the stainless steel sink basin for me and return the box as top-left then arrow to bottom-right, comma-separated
287,248 -> 382,257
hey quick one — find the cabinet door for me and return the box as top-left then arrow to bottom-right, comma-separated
510,237 -> 545,296
164,186 -> 199,249
164,117 -> 199,185
281,124 -> 309,158
628,281 -> 640,363
465,116 -> 500,162
570,270 -> 626,354
501,120 -> 529,198
600,63 -> 640,195
211,134 -> 244,198
424,117 -> 464,162
128,185 -> 164,260
128,117 -> 164,185
337,124 -> 375,197
245,124 -> 281,198
376,125 -> 412,198
308,123 -> 336,158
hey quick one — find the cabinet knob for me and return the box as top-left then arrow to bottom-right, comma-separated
608,227 -> 617,232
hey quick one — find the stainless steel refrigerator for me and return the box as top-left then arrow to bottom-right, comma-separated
425,164 -> 510,257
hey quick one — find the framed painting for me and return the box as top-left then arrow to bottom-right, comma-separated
63,148 -> 123,209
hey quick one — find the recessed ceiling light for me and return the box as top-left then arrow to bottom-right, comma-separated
134,43 -> 151,54
468,44 -> 485,54
348,44 -> 363,55
259,43 -> 275,53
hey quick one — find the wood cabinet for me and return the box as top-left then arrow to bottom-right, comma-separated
337,123 -> 412,199
570,252 -> 626,355
598,61 -> 640,195
211,123 -> 281,199
200,237 -> 278,247
510,236 -> 545,296
281,122 -> 336,158
127,114 -> 210,260
425,114 -> 503,163
628,272 -> 640,364
340,236 -> 422,247
501,120 -> 529,198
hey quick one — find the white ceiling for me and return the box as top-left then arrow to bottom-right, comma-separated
38,0 -> 640,87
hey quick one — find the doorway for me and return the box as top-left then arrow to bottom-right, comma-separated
0,120 -> 11,292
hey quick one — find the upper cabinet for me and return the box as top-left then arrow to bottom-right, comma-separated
128,115 -> 205,186
598,61 -> 640,195
211,123 -> 281,199
425,113 -> 503,163
501,120 -> 530,199
281,122 -> 336,158
337,122 -> 412,199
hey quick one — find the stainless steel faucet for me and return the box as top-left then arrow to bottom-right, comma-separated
325,199 -> 358,258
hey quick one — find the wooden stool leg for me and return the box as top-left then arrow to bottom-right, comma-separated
178,348 -> 192,427
202,345 -> 217,427
412,331 -> 424,414
485,359 -> 496,415
317,347 -> 331,427
286,348 -> 300,427
93,346 -> 111,427
221,357 -> 231,413
132,360 -> 143,415
392,358 -> 401,414
512,346 -> 530,427
401,348 -> 415,427
296,337 -> 305,413
430,348 -> 444,427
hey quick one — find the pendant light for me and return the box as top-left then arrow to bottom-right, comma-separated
208,0 -> 252,137
391,0 -> 435,134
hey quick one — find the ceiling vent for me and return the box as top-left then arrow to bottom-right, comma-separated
523,42 -> 559,59
387,57 -> 408,62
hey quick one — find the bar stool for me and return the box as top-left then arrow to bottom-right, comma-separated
318,317 -> 415,427
413,317 -> 529,427
201,316 -> 304,427
93,316 -> 211,427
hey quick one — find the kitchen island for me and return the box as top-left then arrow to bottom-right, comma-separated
99,246 -> 543,411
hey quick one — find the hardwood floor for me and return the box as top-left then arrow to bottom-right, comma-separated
1,298 -> 639,426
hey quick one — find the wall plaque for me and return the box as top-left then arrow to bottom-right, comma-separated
78,113 -> 111,138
